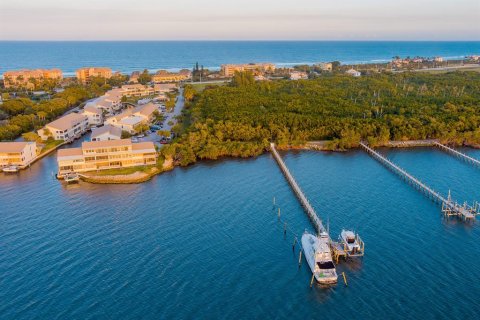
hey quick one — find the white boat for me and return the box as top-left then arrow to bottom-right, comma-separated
64,172 -> 80,183
301,231 -> 338,285
3,165 -> 19,173
339,229 -> 364,257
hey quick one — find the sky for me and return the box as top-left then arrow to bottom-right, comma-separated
0,0 -> 479,40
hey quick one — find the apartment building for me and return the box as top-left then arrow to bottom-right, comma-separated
152,70 -> 190,83
85,89 -> 123,114
91,125 -> 122,142
82,106 -> 104,127
220,63 -> 276,77
57,139 -> 157,175
76,67 -> 112,84
105,103 -> 158,134
0,142 -> 38,168
3,69 -> 63,89
38,113 -> 88,141
120,84 -> 155,97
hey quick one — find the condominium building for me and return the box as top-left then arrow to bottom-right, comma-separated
0,142 -> 38,168
56,139 -> 157,175
85,88 -> 123,114
37,113 -> 88,141
105,103 -> 158,134
82,105 -> 104,127
120,84 -> 155,97
220,63 -> 276,77
3,69 -> 63,89
153,83 -> 177,93
91,125 -> 122,142
76,67 -> 112,84
152,70 -> 191,83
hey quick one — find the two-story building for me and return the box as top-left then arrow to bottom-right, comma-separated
0,142 -> 38,168
105,103 -> 158,134
91,125 -> 122,142
37,113 -> 89,141
56,139 -> 157,175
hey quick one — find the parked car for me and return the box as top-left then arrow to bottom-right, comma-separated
136,133 -> 145,138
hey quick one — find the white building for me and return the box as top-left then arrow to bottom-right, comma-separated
290,71 -> 308,80
91,125 -> 122,141
82,105 -> 104,127
38,113 -> 88,141
105,103 -> 158,134
346,69 -> 361,77
0,142 -> 38,168
86,89 -> 123,114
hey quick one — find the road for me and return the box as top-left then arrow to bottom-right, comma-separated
143,87 -> 185,148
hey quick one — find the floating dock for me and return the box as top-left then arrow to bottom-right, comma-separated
434,142 -> 480,167
360,142 -> 478,221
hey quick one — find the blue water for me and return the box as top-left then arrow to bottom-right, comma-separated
0,41 -> 479,76
1,145 -> 480,319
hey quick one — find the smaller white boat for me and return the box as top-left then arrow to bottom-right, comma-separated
3,165 -> 19,173
64,172 -> 80,183
302,231 -> 338,285
340,229 -> 364,257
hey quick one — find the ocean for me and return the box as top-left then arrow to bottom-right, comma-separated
0,41 -> 479,76
1,141 -> 480,319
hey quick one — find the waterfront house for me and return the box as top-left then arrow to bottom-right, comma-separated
76,67 -> 112,84
346,69 -> 361,77
3,69 -> 63,89
37,113 -> 88,141
82,105 -> 104,127
56,139 -> 157,175
220,63 -> 276,77
0,142 -> 37,168
91,125 -> 122,141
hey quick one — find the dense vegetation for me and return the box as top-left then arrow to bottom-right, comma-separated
162,72 -> 480,166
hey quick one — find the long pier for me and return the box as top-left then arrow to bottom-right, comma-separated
360,142 -> 477,220
270,143 -> 325,234
434,142 -> 480,167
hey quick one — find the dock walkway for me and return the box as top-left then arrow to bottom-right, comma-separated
360,142 -> 477,220
434,142 -> 480,167
270,143 -> 325,234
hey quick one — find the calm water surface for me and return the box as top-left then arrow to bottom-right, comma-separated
1,41 -> 479,75
1,146 -> 480,319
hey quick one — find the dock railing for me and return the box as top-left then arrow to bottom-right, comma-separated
434,142 -> 480,167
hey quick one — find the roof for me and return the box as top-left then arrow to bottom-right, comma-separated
107,108 -> 133,122
57,147 -> 83,157
91,125 -> 122,139
82,138 -> 132,149
134,103 -> 157,117
83,105 -> 102,115
0,142 -> 33,153
46,113 -> 87,131
119,116 -> 144,126
132,141 -> 156,152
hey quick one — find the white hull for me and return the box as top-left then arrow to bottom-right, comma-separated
301,232 -> 338,285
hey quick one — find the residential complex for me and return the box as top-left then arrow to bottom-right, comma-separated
0,142 -> 38,168
3,69 -> 63,89
38,113 -> 88,141
91,125 -> 122,142
152,70 -> 191,83
105,103 -> 158,134
76,67 -> 112,84
84,89 -> 123,114
220,63 -> 276,77
56,139 -> 157,175
121,84 -> 155,97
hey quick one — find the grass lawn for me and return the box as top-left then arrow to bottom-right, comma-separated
88,165 -> 154,176
41,140 -> 64,153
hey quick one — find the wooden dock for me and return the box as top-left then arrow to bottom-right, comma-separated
270,143 -> 325,234
434,142 -> 480,167
360,142 -> 478,221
